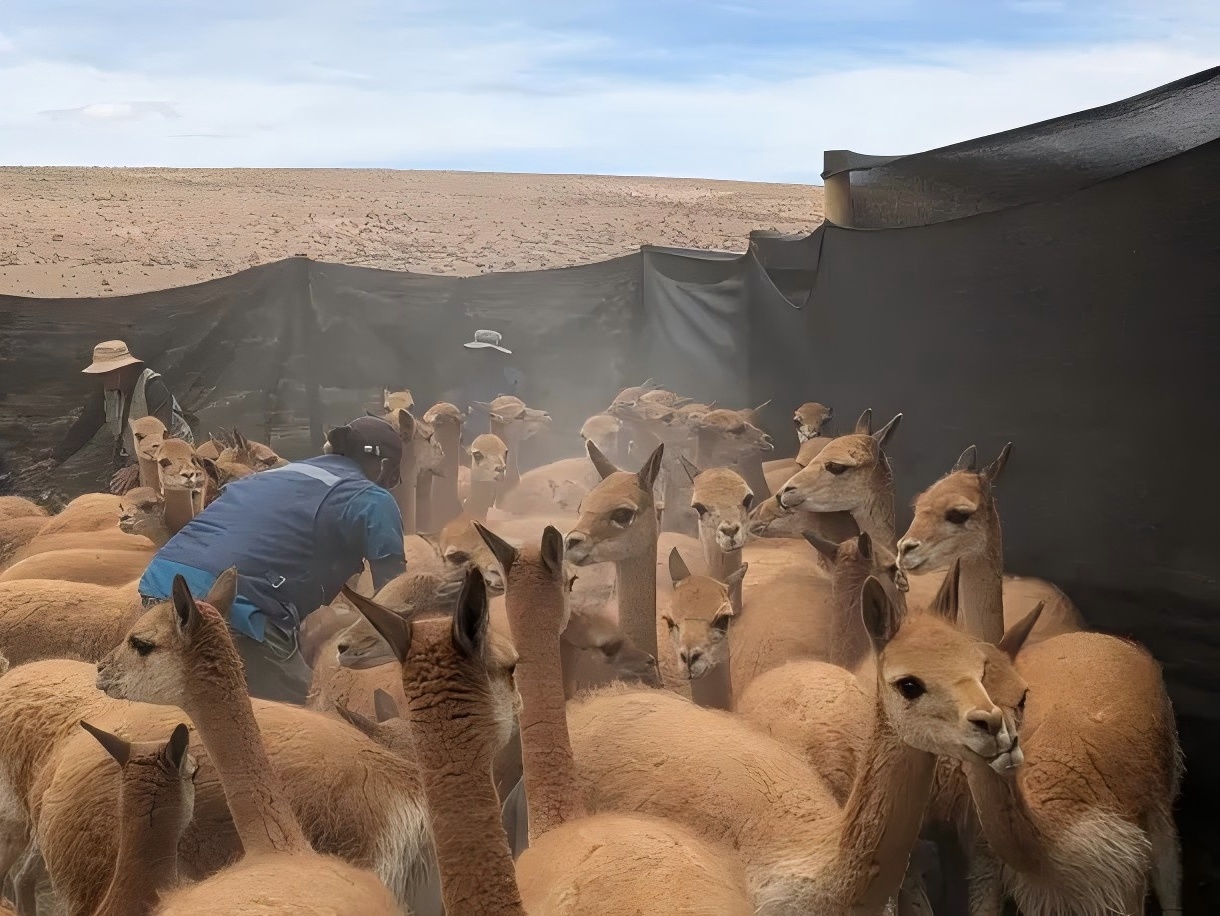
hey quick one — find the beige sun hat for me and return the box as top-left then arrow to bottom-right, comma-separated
82,340 -> 144,374
462,329 -> 512,354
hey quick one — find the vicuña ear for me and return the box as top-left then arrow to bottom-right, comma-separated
982,442 -> 1012,488
857,532 -> 873,560
854,408 -> 873,435
668,547 -> 692,585
373,688 -> 401,723
170,575 -> 203,640
333,702 -> 380,740
81,720 -> 131,768
953,445 -> 978,473
802,532 -> 841,561
540,526 -> 564,578
637,443 -> 665,491
725,563 -> 747,609
873,413 -> 903,450
341,586 -> 410,663
861,576 -> 900,648
451,566 -> 490,663
678,455 -> 700,484
164,722 -> 191,773
929,558 -> 962,623
997,601 -> 1044,660
396,409 -> 416,440
205,566 -> 238,619
473,521 -> 519,577
586,440 -> 620,480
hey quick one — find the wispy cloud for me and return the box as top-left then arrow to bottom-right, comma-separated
0,1 -> 1216,180
39,101 -> 179,121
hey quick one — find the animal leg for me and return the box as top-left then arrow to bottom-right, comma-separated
10,842 -> 44,916
1148,808 -> 1182,914
0,790 -> 28,893
966,839 -> 1004,916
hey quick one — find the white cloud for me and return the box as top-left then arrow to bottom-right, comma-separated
39,101 -> 179,121
0,14 -> 1215,181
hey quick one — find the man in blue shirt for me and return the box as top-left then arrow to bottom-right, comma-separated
139,415 -> 407,703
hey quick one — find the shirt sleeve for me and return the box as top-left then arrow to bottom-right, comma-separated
51,389 -> 106,462
338,486 -> 406,564
142,375 -> 174,429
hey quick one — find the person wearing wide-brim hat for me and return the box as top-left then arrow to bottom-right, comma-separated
442,329 -> 525,421
42,339 -> 194,492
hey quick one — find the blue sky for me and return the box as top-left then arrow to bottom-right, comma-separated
0,1 -> 1216,181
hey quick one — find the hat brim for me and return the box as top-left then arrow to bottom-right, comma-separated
463,341 -> 512,354
82,355 -> 143,374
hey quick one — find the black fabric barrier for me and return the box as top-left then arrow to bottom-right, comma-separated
835,66 -> 1220,229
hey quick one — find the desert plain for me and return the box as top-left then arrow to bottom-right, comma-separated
0,168 -> 823,298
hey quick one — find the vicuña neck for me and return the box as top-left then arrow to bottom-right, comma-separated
410,703 -> 525,915
964,761 -> 1045,874
466,478 -> 497,523
827,563 -> 874,673
432,421 -> 463,529
138,456 -> 162,494
735,452 -> 772,502
184,673 -> 307,858
490,419 -> 522,501
504,567 -> 587,839
698,525 -> 743,592
693,429 -> 721,469
691,657 -> 733,711
95,806 -> 182,916
162,487 -> 197,538
615,514 -> 660,661
394,453 -> 419,535
853,466 -> 897,548
833,690 -> 937,910
959,519 -> 1005,644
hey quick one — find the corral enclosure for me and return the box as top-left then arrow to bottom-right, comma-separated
1,65 -> 1219,906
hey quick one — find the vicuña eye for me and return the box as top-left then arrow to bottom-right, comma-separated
945,509 -> 973,525
742,493 -> 754,509
129,636 -> 155,657
826,462 -> 848,476
611,508 -> 635,526
692,503 -> 708,516
893,676 -> 926,700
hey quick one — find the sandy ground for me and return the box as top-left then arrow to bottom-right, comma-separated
0,168 -> 822,298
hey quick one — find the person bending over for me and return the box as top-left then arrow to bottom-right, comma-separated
43,339 -> 193,493
138,415 -> 407,703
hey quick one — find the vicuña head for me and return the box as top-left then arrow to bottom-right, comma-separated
341,567 -> 522,764
564,441 -> 663,566
682,459 -> 753,552
95,569 -> 239,708
118,486 -> 165,538
662,548 -> 745,679
873,560 -> 1040,775
897,443 -> 1011,574
469,434 -> 509,482
129,416 -> 167,461
793,402 -> 833,443
778,409 -> 901,512
153,439 -> 210,492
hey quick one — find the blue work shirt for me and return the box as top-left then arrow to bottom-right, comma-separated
139,454 -> 404,642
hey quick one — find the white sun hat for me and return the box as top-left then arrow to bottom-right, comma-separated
82,340 -> 144,374
462,329 -> 512,354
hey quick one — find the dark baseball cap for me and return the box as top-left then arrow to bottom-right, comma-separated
342,416 -> 403,464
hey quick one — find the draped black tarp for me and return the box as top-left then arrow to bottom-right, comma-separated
829,66 -> 1220,229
